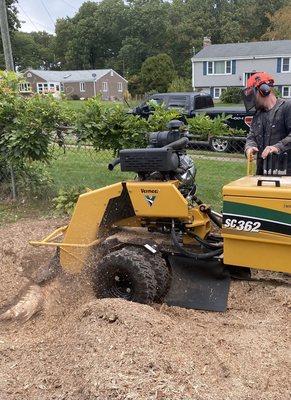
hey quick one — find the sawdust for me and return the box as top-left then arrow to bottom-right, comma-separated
0,219 -> 290,400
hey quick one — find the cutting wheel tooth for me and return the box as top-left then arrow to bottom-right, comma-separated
0,284 -> 43,322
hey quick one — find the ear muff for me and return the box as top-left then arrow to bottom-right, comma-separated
257,83 -> 271,97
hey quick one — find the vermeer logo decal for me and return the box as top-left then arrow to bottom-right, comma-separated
141,189 -> 158,194
141,189 -> 159,206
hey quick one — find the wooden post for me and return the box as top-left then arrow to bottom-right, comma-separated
0,0 -> 14,71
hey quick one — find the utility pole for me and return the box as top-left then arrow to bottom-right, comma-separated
0,0 -> 14,70
0,0 -> 16,200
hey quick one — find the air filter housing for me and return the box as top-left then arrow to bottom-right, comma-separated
119,148 -> 179,172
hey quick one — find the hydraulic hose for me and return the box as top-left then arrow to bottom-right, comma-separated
186,231 -> 223,250
108,157 -> 120,171
171,221 -> 223,260
192,195 -> 222,228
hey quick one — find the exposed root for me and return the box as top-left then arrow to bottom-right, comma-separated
0,283 -> 43,322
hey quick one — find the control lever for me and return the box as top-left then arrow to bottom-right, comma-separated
263,153 -> 287,176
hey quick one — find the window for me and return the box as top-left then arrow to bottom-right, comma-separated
60,83 -> 64,92
80,82 -> 85,92
37,82 -> 60,93
213,87 -> 226,99
214,61 -> 225,74
150,97 -> 163,104
37,83 -> 47,93
207,61 -> 232,75
19,82 -> 31,92
282,58 -> 290,72
117,82 -> 123,92
102,82 -> 108,92
194,95 -> 213,109
282,86 -> 291,98
226,60 -> 231,74
168,96 -> 187,109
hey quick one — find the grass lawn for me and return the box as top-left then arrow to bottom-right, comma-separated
49,147 -> 134,190
0,148 -> 246,224
48,147 -> 245,212
194,157 -> 245,211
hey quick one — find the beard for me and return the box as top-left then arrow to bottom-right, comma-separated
255,96 -> 268,111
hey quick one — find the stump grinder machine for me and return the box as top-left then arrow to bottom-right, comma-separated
1,120 -> 290,321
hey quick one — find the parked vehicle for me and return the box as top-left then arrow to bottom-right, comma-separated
131,92 -> 254,152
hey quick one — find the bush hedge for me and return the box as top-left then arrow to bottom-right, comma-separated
220,87 -> 243,104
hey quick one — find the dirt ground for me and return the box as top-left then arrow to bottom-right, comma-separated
0,219 -> 290,400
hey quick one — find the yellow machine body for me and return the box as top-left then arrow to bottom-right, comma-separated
30,180 -> 210,273
222,175 -> 291,273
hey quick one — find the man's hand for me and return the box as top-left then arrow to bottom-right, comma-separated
246,146 -> 258,161
261,146 -> 279,159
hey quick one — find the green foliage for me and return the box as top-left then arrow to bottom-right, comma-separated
168,78 -> 192,93
12,31 -> 55,70
187,113 -> 244,140
6,0 -> 288,77
147,101 -> 180,131
220,87 -> 243,104
0,71 -> 72,164
141,53 -> 176,93
53,187 -> 85,215
76,98 -> 149,154
15,162 -> 54,199
273,87 -> 282,98
0,71 -> 73,200
76,97 -> 181,154
128,74 -> 143,96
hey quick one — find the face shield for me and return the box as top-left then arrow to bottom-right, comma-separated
242,86 -> 256,112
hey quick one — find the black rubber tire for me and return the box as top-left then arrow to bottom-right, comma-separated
152,257 -> 171,301
135,247 -> 171,302
93,247 -> 157,304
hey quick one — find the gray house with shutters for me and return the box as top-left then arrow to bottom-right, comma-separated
191,39 -> 291,99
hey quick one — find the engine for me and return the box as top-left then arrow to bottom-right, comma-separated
108,120 -> 196,197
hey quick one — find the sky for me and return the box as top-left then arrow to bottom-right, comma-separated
17,0 -> 88,34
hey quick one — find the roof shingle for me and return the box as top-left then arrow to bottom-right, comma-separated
193,40 -> 291,59
26,69 -> 126,82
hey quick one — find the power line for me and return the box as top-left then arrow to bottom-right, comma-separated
18,3 -> 39,31
60,0 -> 78,11
18,2 -> 55,33
39,0 -> 55,28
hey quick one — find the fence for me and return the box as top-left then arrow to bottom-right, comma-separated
1,131 -> 247,214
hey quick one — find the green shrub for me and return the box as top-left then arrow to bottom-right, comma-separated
53,187 -> 85,215
187,113 -> 246,139
187,114 -> 230,140
220,87 -> 243,104
16,162 -> 53,199
147,101 -> 180,132
75,97 -> 180,154
168,77 -> 192,92
273,87 -> 282,98
0,70 -> 74,200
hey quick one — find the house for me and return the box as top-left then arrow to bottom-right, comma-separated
192,38 -> 291,99
20,69 -> 128,100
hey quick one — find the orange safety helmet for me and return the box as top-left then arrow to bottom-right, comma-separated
243,72 -> 275,111
246,72 -> 274,89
